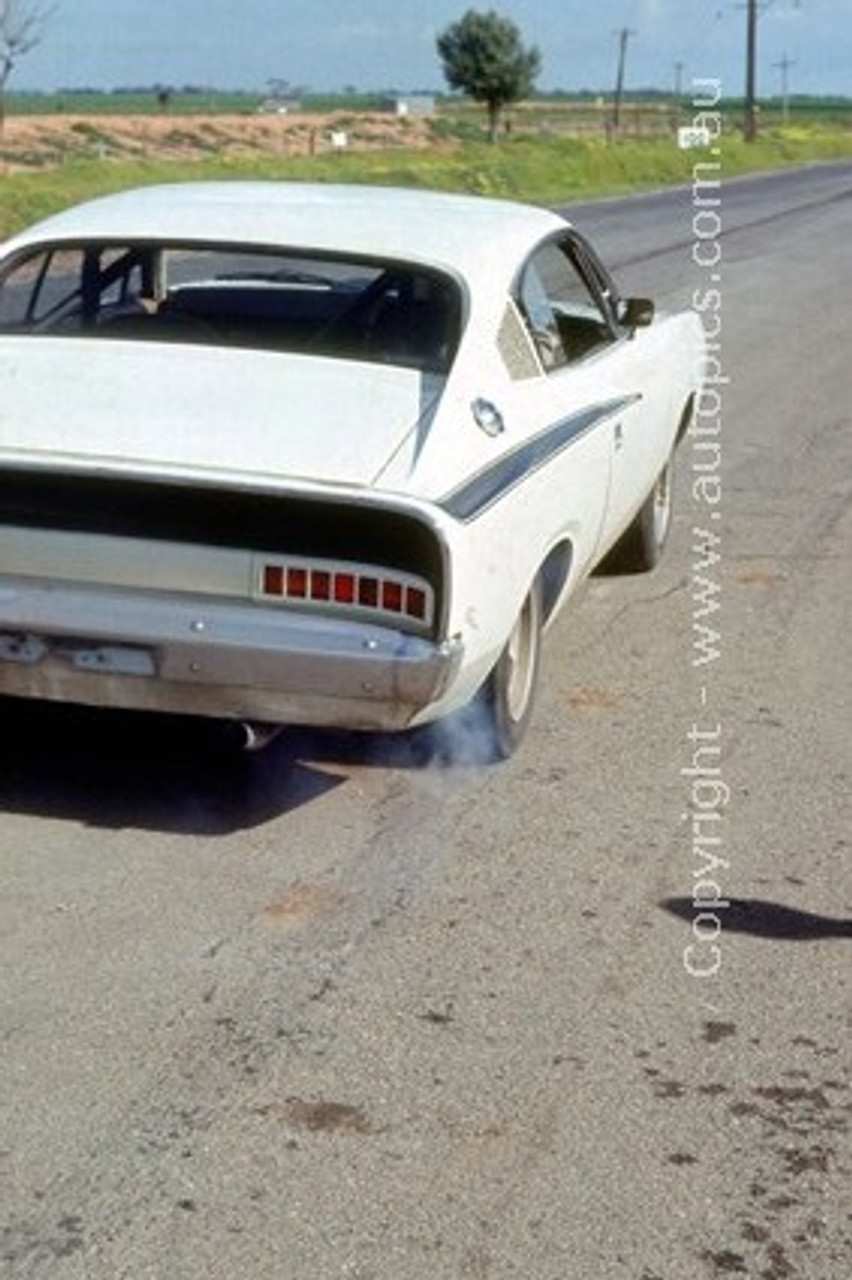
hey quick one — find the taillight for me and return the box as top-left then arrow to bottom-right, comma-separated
257,557 -> 434,631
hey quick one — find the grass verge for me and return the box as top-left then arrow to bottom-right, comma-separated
2,125 -> 851,241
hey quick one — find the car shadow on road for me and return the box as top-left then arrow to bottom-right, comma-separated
0,698 -> 470,835
661,896 -> 852,941
0,698 -> 347,835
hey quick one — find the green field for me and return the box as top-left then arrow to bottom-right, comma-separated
2,98 -> 851,242
4,90 -> 391,115
7,88 -> 852,122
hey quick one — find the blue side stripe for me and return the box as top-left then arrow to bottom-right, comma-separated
440,394 -> 639,522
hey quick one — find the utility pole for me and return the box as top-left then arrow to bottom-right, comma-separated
671,60 -> 685,129
742,0 -> 801,141
744,0 -> 758,141
674,60 -> 684,101
773,50 -> 795,124
611,27 -> 636,133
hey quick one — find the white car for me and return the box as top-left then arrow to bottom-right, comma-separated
0,182 -> 704,758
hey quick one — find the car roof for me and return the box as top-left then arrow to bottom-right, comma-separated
2,181 -> 570,282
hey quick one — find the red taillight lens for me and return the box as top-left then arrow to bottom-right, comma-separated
406,587 -> 427,621
334,573 -> 355,604
258,558 -> 433,629
358,578 -> 379,608
287,567 -> 307,599
263,565 -> 285,596
381,581 -> 403,613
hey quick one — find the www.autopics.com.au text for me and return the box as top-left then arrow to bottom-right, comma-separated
682,77 -> 730,984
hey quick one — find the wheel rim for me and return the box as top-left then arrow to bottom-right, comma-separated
651,462 -> 672,547
504,593 -> 538,723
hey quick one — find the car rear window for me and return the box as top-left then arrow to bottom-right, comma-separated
0,242 -> 461,374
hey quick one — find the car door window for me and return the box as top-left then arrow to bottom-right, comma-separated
0,248 -> 86,329
517,238 -> 615,372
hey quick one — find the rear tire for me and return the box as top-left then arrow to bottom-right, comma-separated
479,577 -> 544,760
417,578 -> 543,766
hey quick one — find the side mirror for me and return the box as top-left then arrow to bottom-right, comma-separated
621,297 -> 655,330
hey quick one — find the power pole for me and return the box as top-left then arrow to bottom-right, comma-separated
744,0 -> 758,141
773,50 -> 795,124
611,27 -> 636,132
671,60 -> 685,129
741,0 -> 802,140
674,60 -> 684,101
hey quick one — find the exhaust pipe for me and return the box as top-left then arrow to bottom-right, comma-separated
237,721 -> 283,752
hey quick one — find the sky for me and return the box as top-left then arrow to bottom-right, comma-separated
12,0 -> 852,99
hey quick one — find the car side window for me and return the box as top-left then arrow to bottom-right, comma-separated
517,237 -> 615,372
0,246 -> 154,332
0,248 -> 86,329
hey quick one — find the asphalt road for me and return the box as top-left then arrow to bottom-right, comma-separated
2,162 -> 851,1280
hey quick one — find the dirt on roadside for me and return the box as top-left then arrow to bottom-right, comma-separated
0,110 -> 440,171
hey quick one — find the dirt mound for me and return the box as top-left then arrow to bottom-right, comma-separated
1,111 -> 438,170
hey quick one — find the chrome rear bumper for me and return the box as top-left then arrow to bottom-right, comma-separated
0,579 -> 462,730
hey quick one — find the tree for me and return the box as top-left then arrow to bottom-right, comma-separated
0,0 -> 54,137
436,9 -> 540,142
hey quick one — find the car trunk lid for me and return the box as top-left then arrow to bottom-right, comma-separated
0,336 -> 440,488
